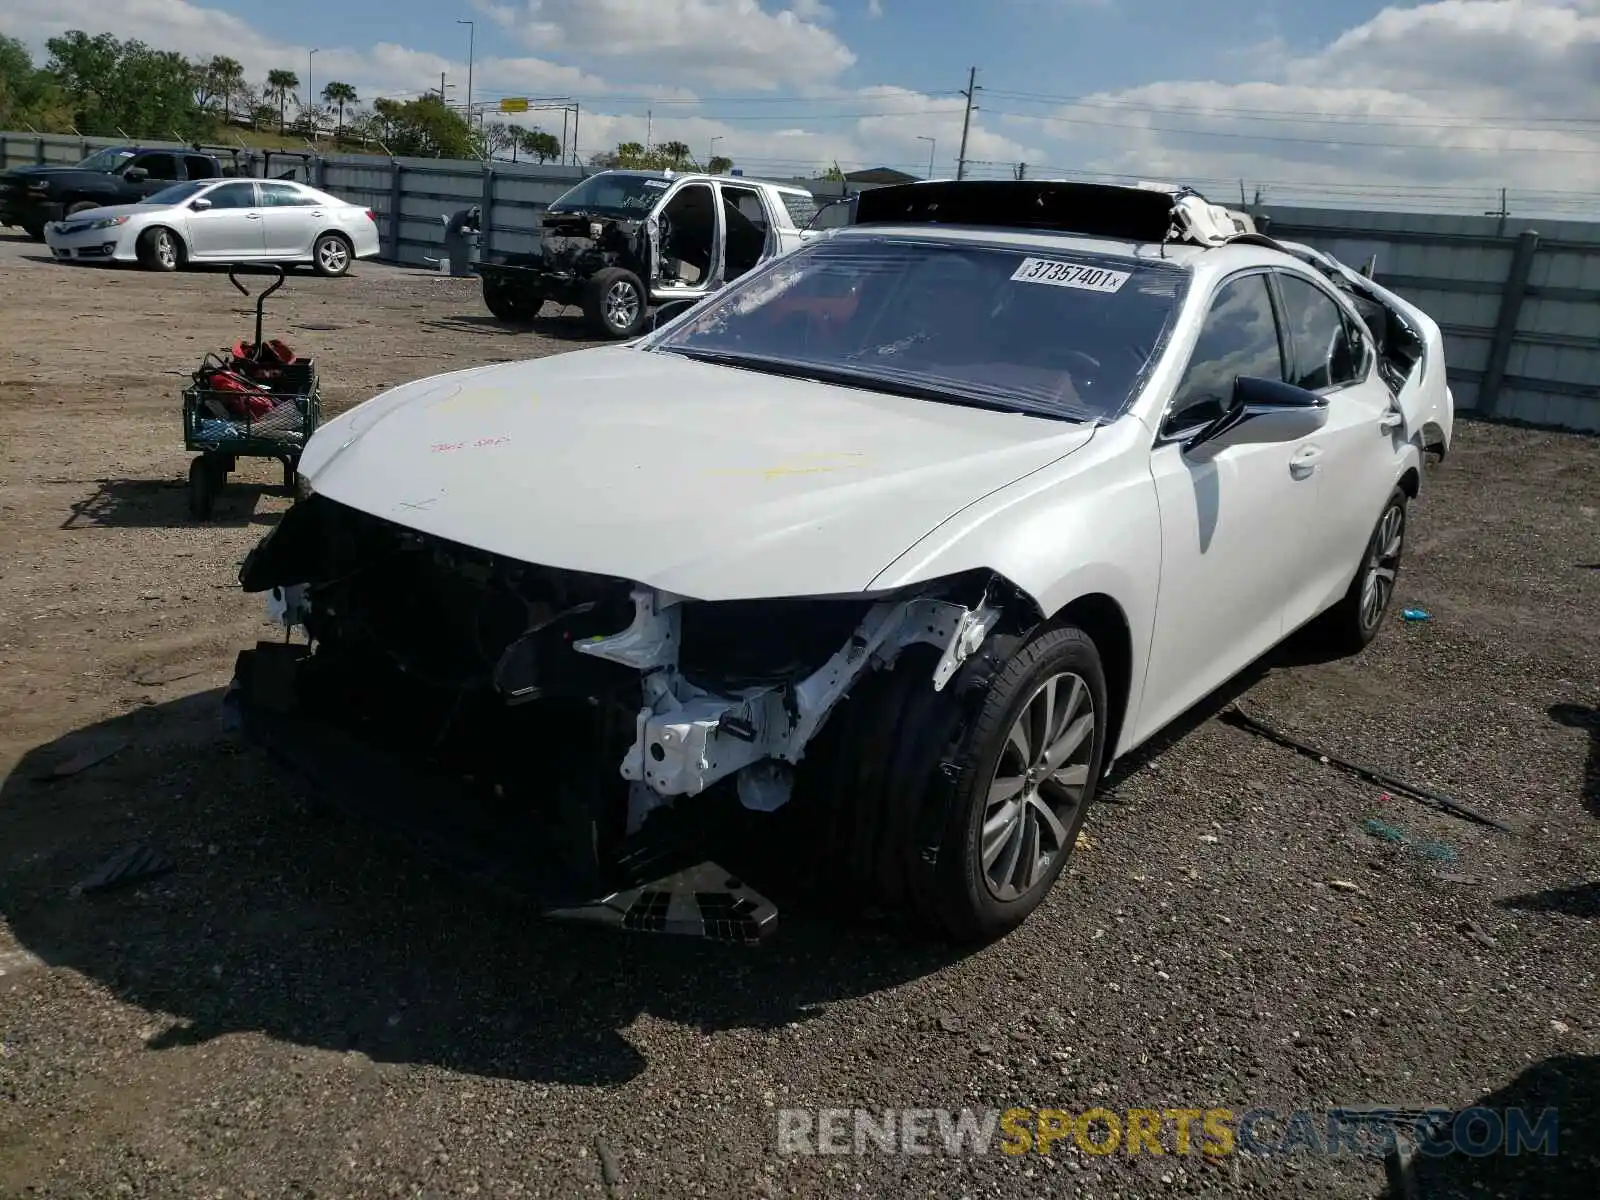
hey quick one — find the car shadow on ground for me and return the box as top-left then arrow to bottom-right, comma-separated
1380,1053 -> 1598,1200
1101,624 -> 1341,794
1547,702 -> 1598,818
0,689 -> 967,1088
62,477 -> 282,529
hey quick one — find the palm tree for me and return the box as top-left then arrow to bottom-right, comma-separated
321,81 -> 358,139
210,56 -> 244,124
264,69 -> 299,135
659,140 -> 690,166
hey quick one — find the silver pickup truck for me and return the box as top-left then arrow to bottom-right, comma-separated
474,169 -> 826,339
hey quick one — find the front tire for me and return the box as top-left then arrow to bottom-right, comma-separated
66,201 -> 101,217
312,232 -> 353,277
1316,486 -> 1408,655
802,625 -> 1107,943
582,267 -> 648,339
137,226 -> 183,272
935,626 -> 1107,940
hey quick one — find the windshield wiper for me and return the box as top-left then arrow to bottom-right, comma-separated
660,348 -> 1090,422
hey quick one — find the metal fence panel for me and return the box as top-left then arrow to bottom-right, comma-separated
3,130 -> 1596,430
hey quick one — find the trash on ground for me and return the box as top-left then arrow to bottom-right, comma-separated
1360,817 -> 1460,862
1329,879 -> 1363,893
73,842 -> 175,895
1401,608 -> 1431,622
1458,917 -> 1497,948
33,736 -> 129,781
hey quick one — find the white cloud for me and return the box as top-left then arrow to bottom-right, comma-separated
1007,0 -> 1600,208
492,1 -> 856,89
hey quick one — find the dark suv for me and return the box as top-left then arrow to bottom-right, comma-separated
0,146 -> 230,241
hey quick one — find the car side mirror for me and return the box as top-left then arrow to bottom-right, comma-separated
1182,375 -> 1328,456
650,299 -> 698,331
189,197 -> 213,211
125,167 -> 149,182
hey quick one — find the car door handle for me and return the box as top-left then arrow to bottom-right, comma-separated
1289,446 -> 1323,478
1378,412 -> 1404,432
245,212 -> 263,219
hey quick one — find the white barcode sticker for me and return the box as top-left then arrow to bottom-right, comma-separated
1010,258 -> 1130,293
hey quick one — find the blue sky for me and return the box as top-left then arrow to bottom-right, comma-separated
4,1 -> 1600,215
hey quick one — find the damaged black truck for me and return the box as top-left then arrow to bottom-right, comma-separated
473,169 -> 821,338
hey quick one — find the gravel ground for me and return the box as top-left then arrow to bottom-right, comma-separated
0,232 -> 1597,1199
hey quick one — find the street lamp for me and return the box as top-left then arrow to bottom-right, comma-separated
308,48 -> 319,139
916,135 -> 935,179
456,19 -> 475,126
708,135 -> 723,171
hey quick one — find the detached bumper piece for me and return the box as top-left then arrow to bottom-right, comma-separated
546,861 -> 777,944
225,642 -> 778,944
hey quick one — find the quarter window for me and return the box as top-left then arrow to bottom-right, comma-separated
1275,274 -> 1361,391
259,182 -> 319,207
1165,274 -> 1284,434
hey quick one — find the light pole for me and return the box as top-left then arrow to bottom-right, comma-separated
307,48 -> 319,140
456,19 -> 475,126
708,135 -> 722,171
916,134 -> 935,179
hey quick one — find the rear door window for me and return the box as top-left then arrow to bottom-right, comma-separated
1274,274 -> 1362,392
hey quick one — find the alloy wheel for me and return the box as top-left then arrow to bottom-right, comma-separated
318,238 -> 349,274
1360,501 -> 1405,630
155,232 -> 176,269
981,671 -> 1096,902
603,279 -> 639,331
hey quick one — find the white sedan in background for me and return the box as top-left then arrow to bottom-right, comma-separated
43,178 -> 380,276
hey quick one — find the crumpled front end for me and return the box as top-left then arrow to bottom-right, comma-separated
478,211 -> 648,305
230,494 -> 1010,941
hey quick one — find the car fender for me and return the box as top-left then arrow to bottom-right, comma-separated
866,415 -> 1162,749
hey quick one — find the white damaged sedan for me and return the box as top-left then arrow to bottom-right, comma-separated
44,177 -> 380,275
229,180 -> 1452,943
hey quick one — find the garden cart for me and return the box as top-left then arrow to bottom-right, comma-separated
182,264 -> 322,519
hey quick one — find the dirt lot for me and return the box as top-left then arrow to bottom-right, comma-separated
0,232 -> 1597,1200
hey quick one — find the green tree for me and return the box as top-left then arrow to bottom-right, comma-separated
367,94 -> 480,158
520,128 -> 561,164
207,55 -> 244,124
45,30 -> 212,139
820,161 -> 846,182
614,141 -> 645,165
264,68 -> 298,135
0,36 -> 67,131
322,81 -> 357,138
658,139 -> 689,166
707,154 -> 733,174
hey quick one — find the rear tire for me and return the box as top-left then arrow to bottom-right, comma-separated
23,222 -> 46,242
582,267 -> 648,339
482,278 -> 541,323
312,232 -> 353,277
1314,486 -> 1408,655
137,226 -> 184,272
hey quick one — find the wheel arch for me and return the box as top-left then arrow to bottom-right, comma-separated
139,222 -> 189,261
1040,591 -> 1134,772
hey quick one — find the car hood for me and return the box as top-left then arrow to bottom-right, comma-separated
298,347 -> 1097,600
50,202 -> 166,225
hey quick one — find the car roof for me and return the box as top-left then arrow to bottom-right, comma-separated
826,222 -> 1212,266
595,168 -> 811,194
